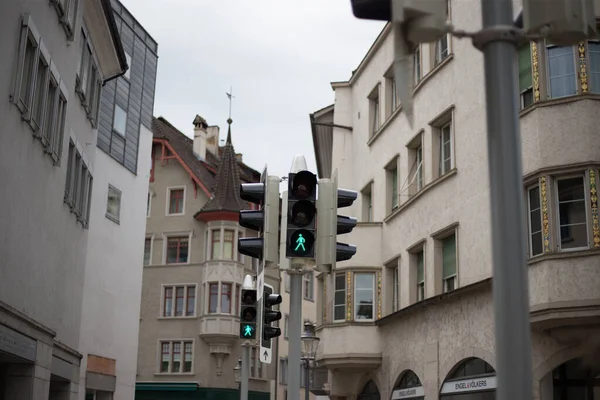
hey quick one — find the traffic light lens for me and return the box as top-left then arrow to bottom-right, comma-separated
289,229 -> 315,255
241,307 -> 257,322
240,323 -> 256,338
290,200 -> 316,227
290,171 -> 317,199
241,290 -> 257,305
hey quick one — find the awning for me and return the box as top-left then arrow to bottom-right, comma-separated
135,382 -> 199,391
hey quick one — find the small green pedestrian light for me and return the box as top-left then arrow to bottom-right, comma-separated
295,233 -> 306,252
289,229 -> 314,256
241,324 -> 255,338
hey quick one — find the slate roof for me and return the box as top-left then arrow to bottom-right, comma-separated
151,117 -> 261,209
198,120 -> 249,214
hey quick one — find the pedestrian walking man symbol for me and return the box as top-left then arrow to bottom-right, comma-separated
294,233 -> 306,252
244,325 -> 253,337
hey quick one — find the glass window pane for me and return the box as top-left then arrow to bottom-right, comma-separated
209,283 -> 218,313
547,45 -> 577,98
518,43 -> 533,91
442,235 -> 456,278
355,273 -> 373,289
113,105 -> 127,136
589,42 -> 600,93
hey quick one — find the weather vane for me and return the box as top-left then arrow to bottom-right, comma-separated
226,86 -> 235,123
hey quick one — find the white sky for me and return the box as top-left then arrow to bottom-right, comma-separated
120,0 -> 385,179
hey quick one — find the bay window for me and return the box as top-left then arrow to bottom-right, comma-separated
207,282 -> 236,314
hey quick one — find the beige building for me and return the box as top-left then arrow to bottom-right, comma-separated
136,115 -> 280,400
309,2 -> 600,400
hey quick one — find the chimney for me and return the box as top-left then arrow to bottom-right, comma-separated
206,125 -> 220,156
235,153 -> 243,163
192,115 -> 208,160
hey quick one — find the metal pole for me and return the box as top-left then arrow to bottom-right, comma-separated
241,343 -> 250,400
479,0 -> 533,399
287,266 -> 304,400
304,360 -> 310,400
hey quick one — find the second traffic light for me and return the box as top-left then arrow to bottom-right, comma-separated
239,289 -> 258,339
285,170 -> 318,258
261,286 -> 282,349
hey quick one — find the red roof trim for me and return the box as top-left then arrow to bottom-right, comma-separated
194,210 -> 239,222
153,138 -> 212,198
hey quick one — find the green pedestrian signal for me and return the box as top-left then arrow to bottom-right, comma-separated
289,229 -> 314,256
295,234 -> 306,251
241,323 -> 255,338
239,289 -> 257,340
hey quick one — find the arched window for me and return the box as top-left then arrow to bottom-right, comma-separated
358,380 -> 381,400
440,357 -> 496,399
550,357 -> 600,399
391,370 -> 424,400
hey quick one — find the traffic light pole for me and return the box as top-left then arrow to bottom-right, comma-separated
286,263 -> 305,400
241,341 -> 250,400
479,1 -> 532,399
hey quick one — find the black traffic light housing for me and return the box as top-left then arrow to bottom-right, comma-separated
239,289 -> 258,339
261,286 -> 282,347
239,183 -> 265,259
335,189 -> 358,262
286,170 -> 318,258
350,0 -> 392,21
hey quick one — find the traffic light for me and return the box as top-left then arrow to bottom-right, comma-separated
316,170 -> 358,272
238,170 -> 280,264
239,289 -> 258,339
261,285 -> 282,349
285,170 -> 318,258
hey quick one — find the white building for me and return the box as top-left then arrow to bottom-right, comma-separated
0,0 -> 126,398
78,1 -> 158,399
309,2 -> 600,399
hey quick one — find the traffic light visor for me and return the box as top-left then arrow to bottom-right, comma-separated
289,171 -> 317,199
289,200 -> 316,227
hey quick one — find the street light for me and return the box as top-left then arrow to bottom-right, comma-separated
234,358 -> 242,400
300,321 -> 320,400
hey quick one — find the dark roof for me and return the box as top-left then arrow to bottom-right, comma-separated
198,120 -> 249,214
100,0 -> 129,82
151,117 -> 260,199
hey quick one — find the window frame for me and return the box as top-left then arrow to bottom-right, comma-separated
222,229 -> 235,260
368,84 -> 381,137
161,284 -> 197,318
527,185 -> 544,257
554,174 -> 590,252
439,121 -> 453,176
518,43 -> 534,109
333,273 -> 347,322
303,271 -> 314,301
166,186 -> 186,216
207,282 -> 236,314
157,339 -> 195,375
545,43 -> 578,99
415,249 -> 425,302
393,265 -> 400,312
112,104 -> 128,137
124,52 -> 132,80
414,45 -> 422,85
105,184 -> 122,224
163,232 -> 192,265
353,272 -> 375,322
441,233 -> 457,293
144,236 -> 153,266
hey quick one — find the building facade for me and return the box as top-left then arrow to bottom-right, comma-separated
310,2 -> 600,399
136,115 -> 278,399
78,1 -> 158,399
0,0 -> 126,398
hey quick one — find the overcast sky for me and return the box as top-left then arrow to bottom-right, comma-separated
120,0 -> 385,179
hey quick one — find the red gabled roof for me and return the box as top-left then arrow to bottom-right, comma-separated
151,116 -> 261,198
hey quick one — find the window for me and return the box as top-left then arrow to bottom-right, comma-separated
166,236 -> 189,264
386,159 -> 399,213
361,182 -> 373,222
113,105 -> 127,136
147,192 -> 151,217
589,41 -> 600,93
435,34 -> 449,65
284,315 -> 289,339
393,265 -> 400,312
416,250 -> 425,301
168,188 -> 185,215
408,135 -> 424,195
124,52 -> 132,80
442,234 -> 457,292
416,145 -> 423,190
211,230 -> 221,259
333,273 -> 346,321
518,43 -> 534,108
223,229 -> 234,259
162,285 -> 196,317
144,238 -> 151,266
221,283 -> 232,313
368,85 -> 380,137
249,347 -> 263,378
439,122 -> 452,176
50,0 -> 78,37
13,16 -> 67,164
208,282 -> 234,314
303,272 -> 314,301
354,273 -> 374,320
159,340 -> 193,374
209,283 -> 218,313
546,44 -> 577,98
385,69 -> 398,117
64,141 -> 93,228
279,358 -> 288,384
76,29 -> 102,126
556,176 -> 588,250
527,186 -> 543,256
106,184 -> 121,223
414,46 -> 421,84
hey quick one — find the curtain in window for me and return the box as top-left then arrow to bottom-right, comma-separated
547,45 -> 576,98
518,44 -> 533,93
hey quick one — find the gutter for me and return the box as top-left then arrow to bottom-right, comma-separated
100,0 -> 129,84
